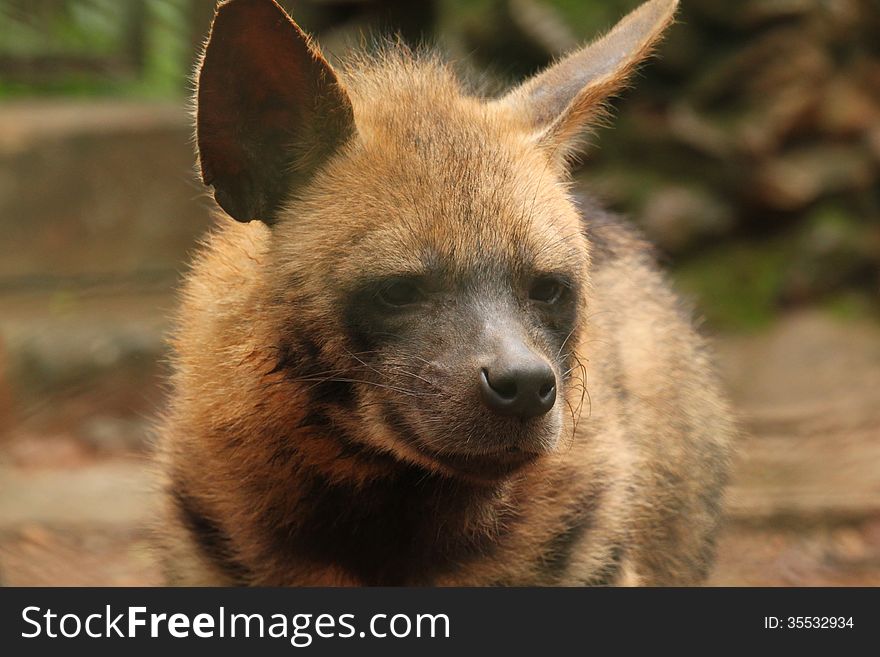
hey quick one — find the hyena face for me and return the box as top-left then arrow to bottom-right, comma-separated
196,0 -> 678,482
274,108 -> 589,482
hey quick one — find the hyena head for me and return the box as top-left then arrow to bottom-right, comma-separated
196,0 -> 677,484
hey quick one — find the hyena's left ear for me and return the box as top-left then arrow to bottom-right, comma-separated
196,0 -> 355,224
497,0 -> 678,164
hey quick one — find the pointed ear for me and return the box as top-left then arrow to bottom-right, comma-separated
497,0 -> 678,163
196,0 -> 355,224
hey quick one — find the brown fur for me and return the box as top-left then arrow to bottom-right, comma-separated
156,0 -> 734,586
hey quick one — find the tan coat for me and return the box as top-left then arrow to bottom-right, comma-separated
157,0 -> 734,586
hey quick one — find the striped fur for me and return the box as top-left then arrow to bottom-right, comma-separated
156,0 -> 733,586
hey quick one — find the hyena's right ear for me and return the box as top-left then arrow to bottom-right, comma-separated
196,0 -> 355,224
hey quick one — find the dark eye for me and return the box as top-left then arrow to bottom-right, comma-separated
528,276 -> 568,304
377,279 -> 424,307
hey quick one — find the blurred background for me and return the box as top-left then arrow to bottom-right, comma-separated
0,0 -> 878,586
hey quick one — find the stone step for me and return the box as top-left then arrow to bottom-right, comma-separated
0,288 -> 173,448
0,100 -> 212,285
718,311 -> 880,522
0,458 -> 155,527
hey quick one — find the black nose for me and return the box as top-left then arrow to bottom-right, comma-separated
479,359 -> 557,419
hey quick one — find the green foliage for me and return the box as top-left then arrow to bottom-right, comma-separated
0,0 -> 124,56
141,0 -> 190,97
673,239 -> 794,331
0,0 -> 190,98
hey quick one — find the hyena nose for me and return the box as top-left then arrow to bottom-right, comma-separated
479,359 -> 557,419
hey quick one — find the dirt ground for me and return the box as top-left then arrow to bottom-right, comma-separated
0,309 -> 878,586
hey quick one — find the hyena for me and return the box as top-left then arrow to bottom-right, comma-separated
157,0 -> 734,586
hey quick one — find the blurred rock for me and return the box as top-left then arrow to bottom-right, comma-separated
740,0 -> 817,27
718,309 -> 880,522
0,288 -> 170,449
2,295 -> 165,397
868,126 -> 880,163
0,101 -> 212,283
640,185 -> 734,254
0,460 -> 156,527
736,83 -> 821,157
80,416 -> 151,453
4,433 -> 93,468
686,27 -> 831,107
667,103 -> 734,159
751,145 -> 875,211
816,75 -> 880,138
781,206 -> 879,303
